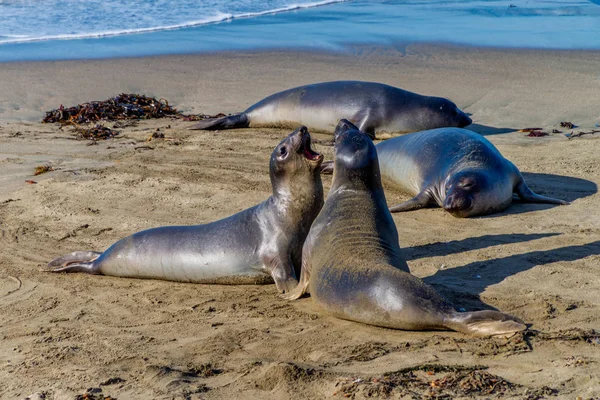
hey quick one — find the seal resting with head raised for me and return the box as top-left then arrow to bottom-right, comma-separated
48,127 -> 324,293
284,119 -> 526,336
190,80 -> 471,139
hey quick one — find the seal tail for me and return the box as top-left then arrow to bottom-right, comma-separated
444,310 -> 526,337
188,113 -> 249,130
514,179 -> 570,206
47,251 -> 102,274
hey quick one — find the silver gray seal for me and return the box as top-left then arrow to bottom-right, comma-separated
284,120 -> 526,337
190,81 -> 471,138
48,127 -> 324,293
376,128 -> 569,217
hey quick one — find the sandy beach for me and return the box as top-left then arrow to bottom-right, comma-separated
1,44 -> 599,399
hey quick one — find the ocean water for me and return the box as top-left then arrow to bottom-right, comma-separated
1,0 -> 599,62
0,0 -> 347,44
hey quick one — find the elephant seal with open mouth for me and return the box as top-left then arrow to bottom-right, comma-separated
48,127 -> 324,293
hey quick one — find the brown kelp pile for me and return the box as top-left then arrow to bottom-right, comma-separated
42,94 -> 181,124
74,124 -> 120,140
42,94 -> 224,141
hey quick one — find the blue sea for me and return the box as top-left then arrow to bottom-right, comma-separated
1,0 -> 599,62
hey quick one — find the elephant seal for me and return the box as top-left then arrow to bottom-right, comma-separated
320,127 -> 569,217
48,127 -> 324,293
284,119 -> 526,336
376,128 -> 569,217
190,81 -> 472,139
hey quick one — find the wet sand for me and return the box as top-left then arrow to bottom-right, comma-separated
1,44 -> 599,399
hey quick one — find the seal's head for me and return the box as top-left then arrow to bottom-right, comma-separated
332,119 -> 381,190
270,126 -> 323,193
270,126 -> 323,174
443,170 -> 495,217
424,97 -> 472,129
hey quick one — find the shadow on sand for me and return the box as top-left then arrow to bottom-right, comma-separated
422,240 -> 600,311
522,172 -> 598,202
468,123 -> 517,135
404,232 -> 561,261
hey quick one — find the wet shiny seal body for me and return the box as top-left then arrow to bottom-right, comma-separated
48,127 -> 324,293
284,120 -> 526,336
375,128 -> 569,217
190,81 -> 471,138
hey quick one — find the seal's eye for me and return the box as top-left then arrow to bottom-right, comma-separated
461,181 -> 475,190
279,146 -> 288,157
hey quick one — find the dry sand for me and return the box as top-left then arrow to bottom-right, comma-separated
1,44 -> 599,399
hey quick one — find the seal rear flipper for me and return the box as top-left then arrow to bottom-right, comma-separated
514,180 -> 570,205
48,262 -> 99,274
47,251 -> 102,274
188,113 -> 249,130
445,310 -> 526,337
389,191 -> 433,213
47,251 -> 101,268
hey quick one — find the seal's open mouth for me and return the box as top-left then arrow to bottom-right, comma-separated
300,131 -> 323,162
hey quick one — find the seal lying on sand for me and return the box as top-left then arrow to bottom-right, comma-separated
284,120 -> 526,336
321,127 -> 569,217
48,127 -> 324,293
377,128 -> 570,217
190,81 -> 472,138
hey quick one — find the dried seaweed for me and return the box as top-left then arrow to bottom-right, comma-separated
560,121 -> 575,129
520,128 -> 549,137
527,130 -> 549,137
333,365 -> 528,399
42,94 -> 223,125
75,124 -> 119,141
34,165 -> 53,175
431,370 -> 516,396
565,130 -> 599,139
74,387 -> 116,400
42,94 -> 181,124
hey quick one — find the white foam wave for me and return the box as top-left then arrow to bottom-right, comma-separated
0,0 -> 349,45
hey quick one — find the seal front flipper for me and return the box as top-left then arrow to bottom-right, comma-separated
444,310 -> 526,337
189,113 -> 249,130
280,257 -> 311,300
514,179 -> 570,206
262,253 -> 299,294
389,190 -> 433,213
280,231 -> 316,300
47,251 -> 102,274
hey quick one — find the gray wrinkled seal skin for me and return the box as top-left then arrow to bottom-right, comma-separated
189,81 -> 472,139
375,128 -> 570,217
283,119 -> 526,337
48,127 -> 324,294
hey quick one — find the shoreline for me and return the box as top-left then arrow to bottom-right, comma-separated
5,39 -> 600,65
2,0 -> 600,63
